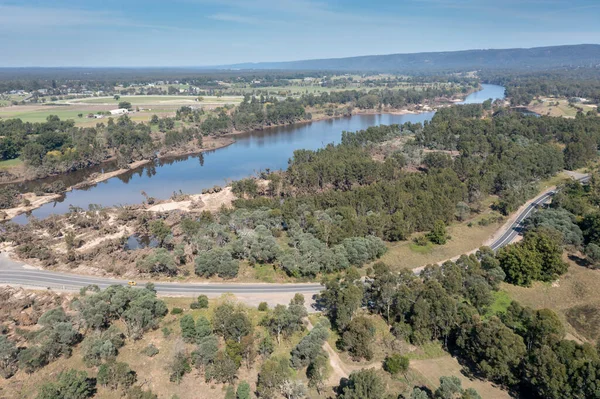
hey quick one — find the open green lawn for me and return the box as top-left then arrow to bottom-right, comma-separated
0,94 -> 27,106
0,107 -> 188,126
67,95 -> 243,105
484,290 -> 512,318
0,108 -> 87,123
0,158 -> 23,169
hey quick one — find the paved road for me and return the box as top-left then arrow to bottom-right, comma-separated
489,175 -> 589,251
0,174 -> 589,295
0,254 -> 321,295
489,190 -> 555,251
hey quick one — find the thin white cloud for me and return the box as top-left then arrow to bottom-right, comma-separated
0,5 -> 121,29
188,0 -> 410,25
0,4 -> 209,35
208,13 -> 261,24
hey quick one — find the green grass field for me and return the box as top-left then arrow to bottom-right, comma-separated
528,98 -> 597,118
67,95 -> 243,105
0,94 -> 27,107
484,290 -> 512,318
0,158 -> 23,169
0,108 -> 87,123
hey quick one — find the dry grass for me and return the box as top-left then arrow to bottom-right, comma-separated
411,356 -> 512,399
503,256 -> 600,342
379,214 -> 503,272
0,295 -> 309,399
527,98 -> 597,118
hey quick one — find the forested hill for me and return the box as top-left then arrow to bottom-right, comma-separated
220,44 -> 600,72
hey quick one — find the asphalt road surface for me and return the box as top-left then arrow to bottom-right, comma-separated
489,174 -> 589,251
0,255 -> 322,295
0,175 -> 588,295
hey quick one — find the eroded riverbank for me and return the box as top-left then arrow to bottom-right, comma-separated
6,84 -> 505,223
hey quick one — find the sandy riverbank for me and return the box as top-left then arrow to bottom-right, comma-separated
1,136 -> 237,220
0,192 -> 62,220
0,97 -> 464,221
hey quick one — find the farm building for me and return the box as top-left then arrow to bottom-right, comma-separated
109,108 -> 129,115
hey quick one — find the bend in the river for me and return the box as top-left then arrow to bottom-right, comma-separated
12,84 -> 505,223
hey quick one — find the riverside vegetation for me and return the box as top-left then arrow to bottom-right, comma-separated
2,103 -> 600,283
1,88 -> 600,398
0,83 -> 470,185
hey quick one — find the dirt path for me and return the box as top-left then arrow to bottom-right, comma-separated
305,319 -> 381,386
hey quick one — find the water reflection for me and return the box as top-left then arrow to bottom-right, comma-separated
123,234 -> 159,251
11,84 -> 505,223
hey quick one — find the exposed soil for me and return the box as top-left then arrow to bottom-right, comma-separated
411,356 -> 512,399
146,186 -> 236,213
1,192 -> 62,220
0,286 -> 70,338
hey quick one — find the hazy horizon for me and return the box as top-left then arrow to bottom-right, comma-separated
0,43 -> 594,69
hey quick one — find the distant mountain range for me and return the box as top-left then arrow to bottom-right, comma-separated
216,44 -> 600,72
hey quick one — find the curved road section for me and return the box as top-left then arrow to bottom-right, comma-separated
0,175 -> 588,295
490,175 -> 589,251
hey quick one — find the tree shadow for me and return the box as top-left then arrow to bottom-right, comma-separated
568,253 -> 592,268
449,345 -> 527,399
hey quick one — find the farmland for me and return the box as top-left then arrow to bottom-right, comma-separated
0,96 -> 243,127
527,97 -> 598,118
64,95 -> 242,106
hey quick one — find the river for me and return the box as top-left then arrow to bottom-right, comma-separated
12,84 -> 505,223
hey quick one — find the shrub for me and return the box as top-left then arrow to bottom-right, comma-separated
427,220 -> 448,245
168,352 -> 191,384
126,386 -> 158,399
81,326 -> 125,366
0,335 -> 19,379
141,344 -> 159,357
383,353 -> 409,375
97,361 -> 137,391
195,248 -> 239,278
36,369 -> 95,399
171,308 -> 183,315
236,381 -> 251,399
197,295 -> 209,308
258,302 -> 269,312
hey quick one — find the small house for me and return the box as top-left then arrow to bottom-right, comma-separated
110,108 -> 129,115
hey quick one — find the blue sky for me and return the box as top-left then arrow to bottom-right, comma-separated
1,0 -> 599,67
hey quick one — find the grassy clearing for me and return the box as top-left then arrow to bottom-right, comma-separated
0,158 -> 22,169
528,98 -> 597,118
379,169 -> 584,273
408,241 -> 434,254
68,95 -> 243,105
411,355 -> 512,399
379,214 -> 503,272
0,94 -> 26,106
406,341 -> 447,360
0,106 -> 184,127
536,170 -> 577,192
0,108 -> 88,123
503,256 -> 600,341
484,291 -> 512,318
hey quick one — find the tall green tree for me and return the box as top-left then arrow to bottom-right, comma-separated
338,369 -> 386,399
